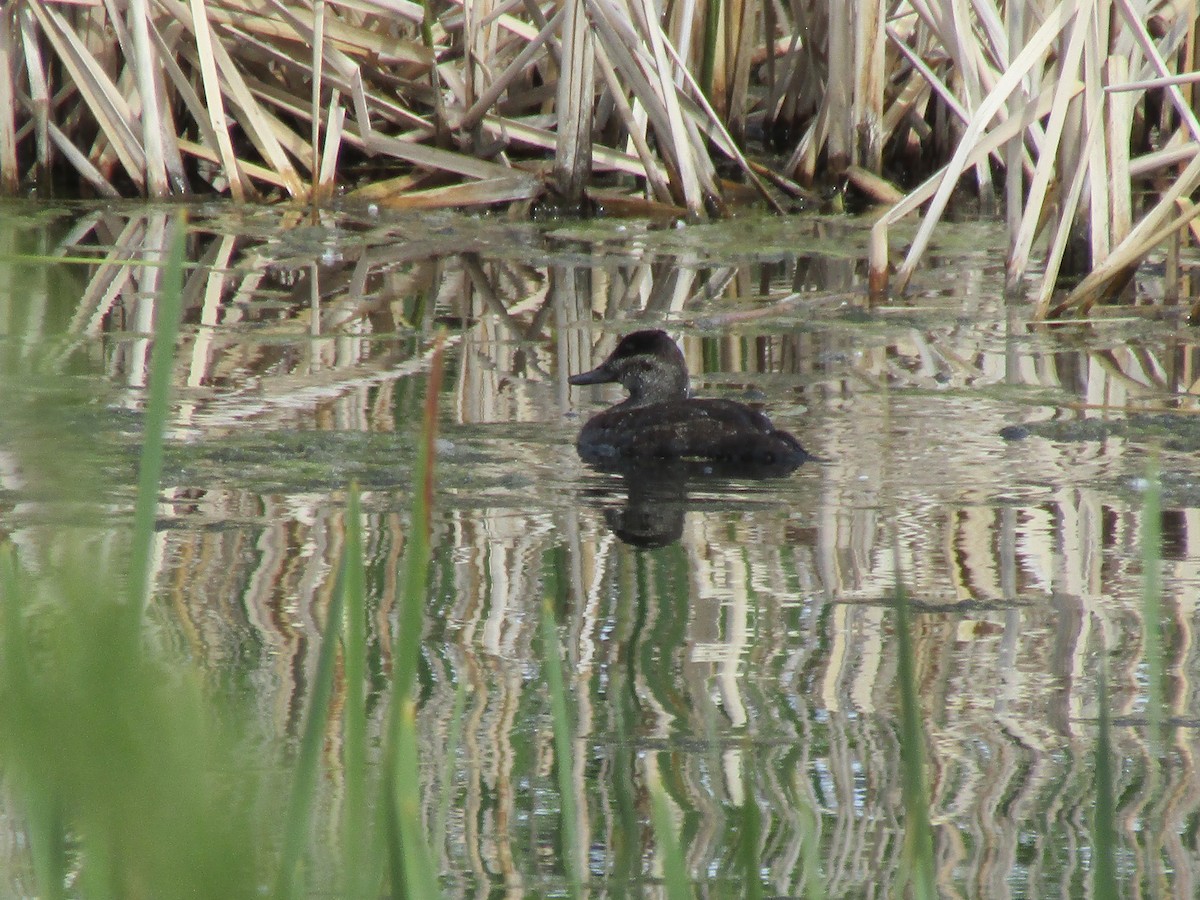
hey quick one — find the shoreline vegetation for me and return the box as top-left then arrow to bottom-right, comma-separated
3,1 -> 1200,315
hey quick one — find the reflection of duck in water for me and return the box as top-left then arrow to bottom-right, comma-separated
568,329 -> 811,474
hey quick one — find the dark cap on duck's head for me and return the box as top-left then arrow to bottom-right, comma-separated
568,330 -> 689,407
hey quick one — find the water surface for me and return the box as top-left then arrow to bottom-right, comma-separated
2,201 -> 1199,896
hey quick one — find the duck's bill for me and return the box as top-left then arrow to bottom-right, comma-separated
568,366 -> 615,385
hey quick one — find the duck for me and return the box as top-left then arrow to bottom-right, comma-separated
567,329 -> 810,472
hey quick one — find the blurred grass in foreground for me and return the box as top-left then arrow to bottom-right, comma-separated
0,217 -> 263,899
0,217 -> 442,899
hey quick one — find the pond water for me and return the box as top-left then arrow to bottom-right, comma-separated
2,200 -> 1200,896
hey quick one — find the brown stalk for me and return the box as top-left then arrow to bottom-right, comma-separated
1053,157 -> 1200,315
1083,8 -> 1110,267
311,0 -> 326,204
870,78 -> 1073,298
0,11 -> 17,193
587,0 -> 692,203
889,3 -> 1080,295
851,0 -> 884,172
27,1 -> 146,190
1115,0 -> 1200,142
367,175 -> 542,209
945,0 -> 993,202
825,1 -> 851,173
128,0 -> 169,195
725,0 -> 755,146
179,0 -> 306,196
1006,0 -> 1093,289
625,0 -> 706,215
659,37 -> 781,211
317,90 -> 345,203
18,9 -> 51,177
592,40 -> 674,202
459,7 -> 564,131
185,0 -> 249,200
553,0 -> 594,208
1033,82 -> 1107,318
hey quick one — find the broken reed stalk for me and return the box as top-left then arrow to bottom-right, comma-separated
4,1 -> 1200,314
872,0 -> 1200,317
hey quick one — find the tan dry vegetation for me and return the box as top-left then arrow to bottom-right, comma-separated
3,1 -> 1200,315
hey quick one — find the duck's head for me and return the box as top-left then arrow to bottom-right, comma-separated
569,330 -> 690,407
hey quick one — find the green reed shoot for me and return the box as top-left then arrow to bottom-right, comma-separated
1093,664 -> 1117,899
124,215 -> 185,649
1140,458 -> 1164,747
435,675 -> 468,852
382,335 -> 445,898
273,513 -> 356,898
793,785 -> 825,900
735,775 -> 764,900
540,595 -> 582,897
894,579 -> 935,900
341,483 -> 372,898
1,545 -> 67,900
648,768 -> 693,900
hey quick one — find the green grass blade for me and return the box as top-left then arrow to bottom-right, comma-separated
1094,664 -> 1118,898
795,789 -> 825,900
540,595 -> 582,897
435,674 -> 468,851
390,698 -> 441,897
392,337 -> 443,701
274,556 -> 348,899
26,798 -> 68,900
1,547 -> 67,900
383,335 -> 445,898
123,213 -> 186,649
735,778 -> 763,900
342,483 -> 371,898
648,768 -> 693,900
1140,458 -> 1163,747
894,579 -> 935,900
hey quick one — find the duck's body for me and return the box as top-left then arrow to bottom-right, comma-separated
568,330 -> 809,470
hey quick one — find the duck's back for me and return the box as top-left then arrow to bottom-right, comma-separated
578,398 -> 808,466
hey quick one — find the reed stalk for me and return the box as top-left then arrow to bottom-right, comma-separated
1,547 -> 67,900
540,595 -> 584,897
736,781 -> 764,900
794,790 -> 825,900
123,213 -> 185,650
381,335 -> 444,898
893,578 -> 935,900
434,676 -> 468,851
1093,665 -> 1118,899
274,537 -> 348,900
1140,459 -> 1164,748
648,768 -> 693,900
341,483 -> 372,899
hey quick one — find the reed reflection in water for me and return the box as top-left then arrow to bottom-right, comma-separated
2,204 -> 1200,895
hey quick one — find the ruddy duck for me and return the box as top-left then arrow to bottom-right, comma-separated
568,330 -> 810,471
